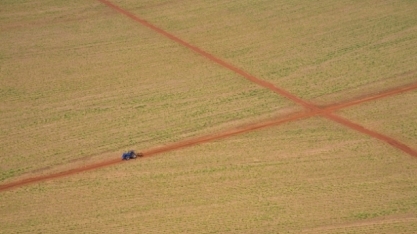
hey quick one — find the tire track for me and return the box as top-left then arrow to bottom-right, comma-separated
2,83 -> 416,192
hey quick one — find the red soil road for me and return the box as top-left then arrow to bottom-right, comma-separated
1,83 -> 417,192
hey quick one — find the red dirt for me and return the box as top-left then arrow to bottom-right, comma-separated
1,1 -> 416,192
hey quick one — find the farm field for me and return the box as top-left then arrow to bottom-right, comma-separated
1,118 -> 417,233
111,0 -> 417,105
0,0 -> 296,181
339,90 -> 417,149
1,0 -> 417,233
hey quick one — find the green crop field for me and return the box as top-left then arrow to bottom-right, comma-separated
1,0 -> 417,233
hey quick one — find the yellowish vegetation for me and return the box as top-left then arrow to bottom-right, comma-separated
114,0 -> 417,104
1,0 -> 417,233
338,90 -> 417,148
0,0 -> 297,181
1,118 -> 417,233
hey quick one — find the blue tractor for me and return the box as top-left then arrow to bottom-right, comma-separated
122,150 -> 143,160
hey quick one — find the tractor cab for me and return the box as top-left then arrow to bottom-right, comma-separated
122,150 -> 136,160
121,150 -> 143,160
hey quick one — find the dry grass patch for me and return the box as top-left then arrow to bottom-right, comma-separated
1,118 -> 416,233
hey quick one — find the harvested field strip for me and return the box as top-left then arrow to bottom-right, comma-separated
96,0 -> 416,157
1,82 -> 417,192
